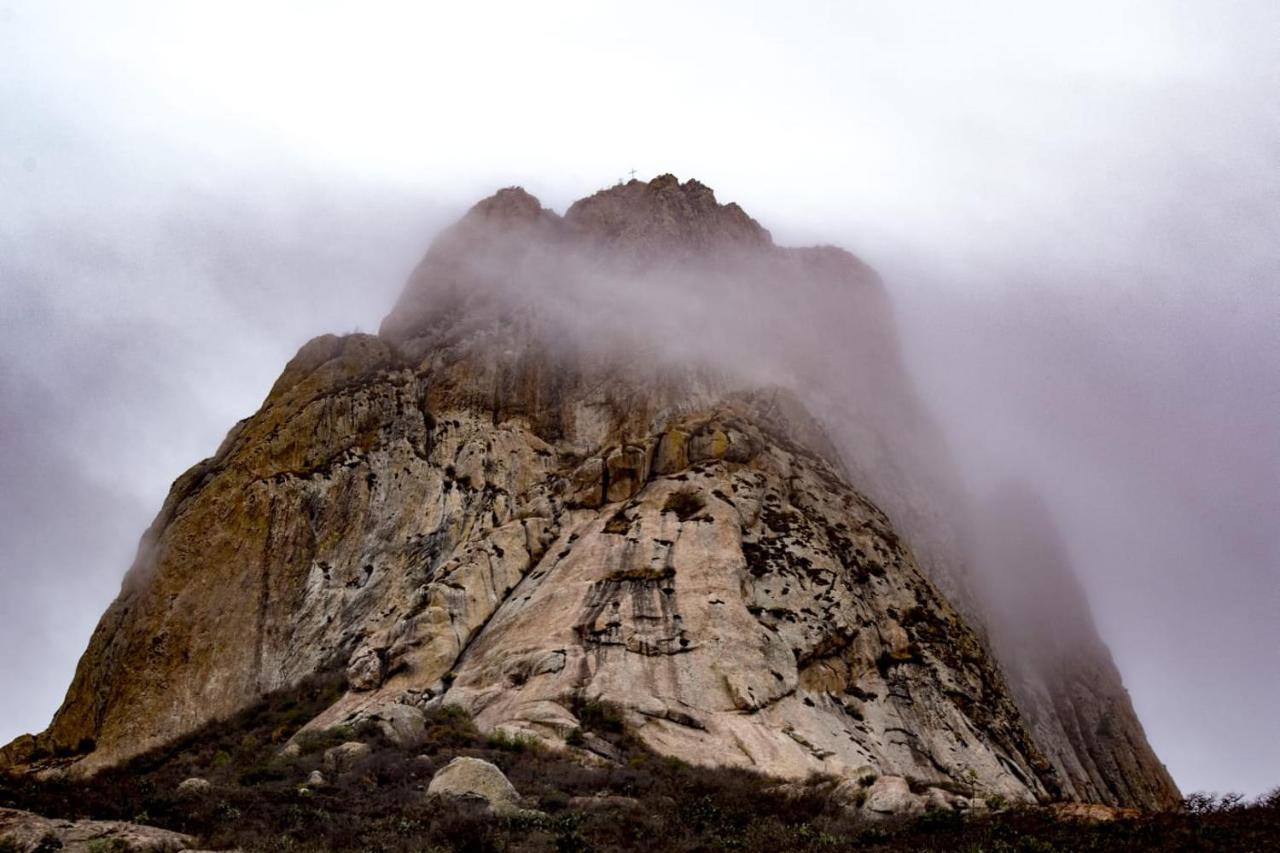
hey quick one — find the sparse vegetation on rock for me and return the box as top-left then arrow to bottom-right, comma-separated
0,677 -> 1273,851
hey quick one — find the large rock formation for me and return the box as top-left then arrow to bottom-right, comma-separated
2,175 -> 1176,809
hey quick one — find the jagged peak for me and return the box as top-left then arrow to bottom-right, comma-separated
564,173 -> 771,252
381,174 -> 785,342
458,186 -> 559,227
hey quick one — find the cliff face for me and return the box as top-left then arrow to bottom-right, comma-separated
974,485 -> 1181,808
3,176 -> 1175,809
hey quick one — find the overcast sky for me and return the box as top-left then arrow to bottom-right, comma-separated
2,1 -> 1277,797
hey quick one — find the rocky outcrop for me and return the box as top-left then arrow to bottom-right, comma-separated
323,741 -> 372,775
175,776 -> 210,797
2,176 -> 1175,811
564,174 -> 770,259
439,401 -> 1053,802
0,807 -> 192,852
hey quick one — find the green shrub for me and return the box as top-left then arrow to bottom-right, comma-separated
484,730 -> 541,753
421,704 -> 482,748
86,840 -> 128,853
571,698 -> 626,735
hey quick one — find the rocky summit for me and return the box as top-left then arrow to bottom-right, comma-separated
2,175 -> 1177,817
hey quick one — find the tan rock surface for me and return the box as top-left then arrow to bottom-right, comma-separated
426,756 -> 520,812
0,807 -> 192,852
323,741 -> 371,775
441,403 -> 1050,802
0,176 -> 1177,813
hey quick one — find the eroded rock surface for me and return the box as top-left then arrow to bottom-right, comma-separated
1,175 -> 1176,811
442,404 -> 1052,802
0,807 -> 192,852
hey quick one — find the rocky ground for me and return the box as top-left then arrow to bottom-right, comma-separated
1,672 -> 1273,852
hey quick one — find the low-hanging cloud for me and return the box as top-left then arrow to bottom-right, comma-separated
1,0 -> 1276,799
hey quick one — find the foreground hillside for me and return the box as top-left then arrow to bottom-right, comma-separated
0,673 -> 1274,852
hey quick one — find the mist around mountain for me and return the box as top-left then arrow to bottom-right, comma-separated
5,4 -> 1279,811
0,177 -> 1235,852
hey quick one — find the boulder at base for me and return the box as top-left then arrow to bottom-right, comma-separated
176,776 -> 211,797
323,741 -> 372,774
427,756 -> 520,812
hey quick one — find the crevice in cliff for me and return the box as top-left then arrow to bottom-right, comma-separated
437,514 -> 566,691
252,497 -> 280,692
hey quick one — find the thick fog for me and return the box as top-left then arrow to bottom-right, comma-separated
2,2 -> 1276,798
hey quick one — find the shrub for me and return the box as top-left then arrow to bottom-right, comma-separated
86,840 -> 128,853
571,698 -> 626,735
421,704 -> 482,748
1,675 -> 1276,852
661,490 -> 706,521
293,727 -> 352,756
484,730 -> 541,753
